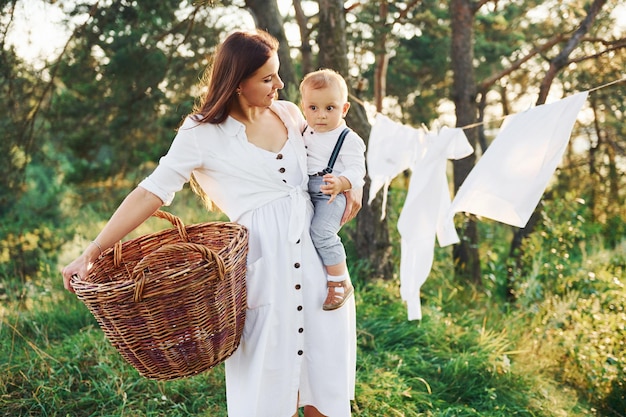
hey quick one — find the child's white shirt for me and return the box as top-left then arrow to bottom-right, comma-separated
303,123 -> 366,189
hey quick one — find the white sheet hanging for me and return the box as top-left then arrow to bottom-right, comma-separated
443,91 -> 589,232
366,114 -> 422,219
397,127 -> 473,320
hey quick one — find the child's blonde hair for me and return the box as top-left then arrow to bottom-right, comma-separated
299,68 -> 349,102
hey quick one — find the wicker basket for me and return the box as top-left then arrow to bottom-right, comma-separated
71,210 -> 248,381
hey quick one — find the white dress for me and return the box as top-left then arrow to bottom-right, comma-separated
139,101 -> 356,417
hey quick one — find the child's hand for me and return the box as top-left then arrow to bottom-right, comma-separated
321,174 -> 351,203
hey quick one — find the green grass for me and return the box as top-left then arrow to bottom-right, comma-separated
2,268 -> 616,416
1,294 -> 228,416
1,198 -> 624,416
352,279 -> 591,417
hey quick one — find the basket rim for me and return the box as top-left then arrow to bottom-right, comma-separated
72,220 -> 248,292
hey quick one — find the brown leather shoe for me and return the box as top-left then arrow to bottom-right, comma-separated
322,280 -> 354,311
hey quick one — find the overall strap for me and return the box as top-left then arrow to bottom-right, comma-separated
321,127 -> 351,175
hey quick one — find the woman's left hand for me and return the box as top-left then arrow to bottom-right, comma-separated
341,187 -> 363,226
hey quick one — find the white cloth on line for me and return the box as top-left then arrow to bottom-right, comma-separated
366,113 -> 422,219
397,127 -> 474,320
443,91 -> 589,235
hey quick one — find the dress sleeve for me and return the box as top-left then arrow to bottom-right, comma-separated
138,117 -> 203,205
273,100 -> 306,134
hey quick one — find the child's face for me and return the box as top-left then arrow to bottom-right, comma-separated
301,87 -> 350,133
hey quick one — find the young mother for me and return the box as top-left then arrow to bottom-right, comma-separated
61,30 -> 361,417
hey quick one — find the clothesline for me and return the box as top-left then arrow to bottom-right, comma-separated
349,75 -> 626,131
366,90 -> 592,320
587,75 -> 626,92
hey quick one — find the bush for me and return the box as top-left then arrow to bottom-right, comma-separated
0,161 -> 68,300
510,194 -> 596,305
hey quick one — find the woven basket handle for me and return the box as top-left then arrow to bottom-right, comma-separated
131,242 -> 227,303
113,210 -> 189,268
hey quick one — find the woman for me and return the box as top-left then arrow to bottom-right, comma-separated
61,30 -> 361,417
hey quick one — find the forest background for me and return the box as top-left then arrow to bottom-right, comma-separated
1,0 -> 625,415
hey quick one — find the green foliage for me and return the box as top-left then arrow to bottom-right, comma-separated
0,159 -> 68,294
560,50 -> 626,251
0,15 -> 68,299
521,243 -> 626,414
386,33 -> 451,125
47,0 -> 227,187
0,28 -> 59,289
510,194 -> 595,305
348,0 -> 451,125
501,188 -> 626,414
473,0 -> 547,81
0,43 -> 37,217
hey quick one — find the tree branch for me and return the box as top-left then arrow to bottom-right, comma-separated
567,42 -> 626,65
393,0 -> 421,24
536,0 -> 608,104
471,0 -> 492,14
478,33 -> 565,92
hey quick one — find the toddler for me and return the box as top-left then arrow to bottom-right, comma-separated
300,69 -> 366,310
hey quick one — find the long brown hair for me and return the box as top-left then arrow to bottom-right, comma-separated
188,30 -> 280,210
193,30 -> 280,124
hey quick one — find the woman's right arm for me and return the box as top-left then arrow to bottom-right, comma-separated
341,186 -> 363,226
61,186 -> 163,293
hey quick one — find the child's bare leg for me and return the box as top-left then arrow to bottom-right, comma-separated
304,405 -> 326,416
326,261 -> 347,277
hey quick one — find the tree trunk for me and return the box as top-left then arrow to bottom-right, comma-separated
606,138 -> 619,214
293,0 -> 314,75
373,1 -> 389,112
450,0 -> 481,284
317,0 -> 393,279
316,0 -> 349,73
245,0 -> 298,100
589,97 -> 602,220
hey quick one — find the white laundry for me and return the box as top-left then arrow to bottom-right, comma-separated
397,127 -> 473,320
445,91 -> 589,232
366,113 -> 422,219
